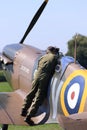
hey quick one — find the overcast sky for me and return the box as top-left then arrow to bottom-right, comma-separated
0,0 -> 87,54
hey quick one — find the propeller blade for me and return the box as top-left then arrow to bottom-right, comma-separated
20,0 -> 48,44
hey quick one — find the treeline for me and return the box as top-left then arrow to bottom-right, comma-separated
0,61 -> 2,70
0,70 -> 6,82
66,33 -> 87,69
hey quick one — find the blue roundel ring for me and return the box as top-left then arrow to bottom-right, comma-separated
64,76 -> 85,114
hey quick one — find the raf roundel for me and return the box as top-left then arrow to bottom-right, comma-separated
60,70 -> 87,116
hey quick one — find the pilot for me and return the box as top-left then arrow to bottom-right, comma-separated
21,46 -> 59,125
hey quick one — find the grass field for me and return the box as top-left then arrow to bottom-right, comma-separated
0,71 -> 63,130
3,124 -> 63,130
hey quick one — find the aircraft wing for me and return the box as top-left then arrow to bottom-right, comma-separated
58,112 -> 87,130
0,89 -> 51,125
0,90 -> 28,125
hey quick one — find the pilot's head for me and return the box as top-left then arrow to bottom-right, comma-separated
46,46 -> 59,55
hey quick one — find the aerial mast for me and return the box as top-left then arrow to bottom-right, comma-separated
74,33 -> 78,63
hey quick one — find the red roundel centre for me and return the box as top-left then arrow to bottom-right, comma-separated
71,91 -> 75,100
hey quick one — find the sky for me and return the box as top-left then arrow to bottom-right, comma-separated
0,0 -> 87,54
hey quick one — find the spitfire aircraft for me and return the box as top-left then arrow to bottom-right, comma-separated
0,0 -> 87,130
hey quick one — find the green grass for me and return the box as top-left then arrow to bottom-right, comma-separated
0,70 -> 3,76
0,82 -> 12,92
0,71 -> 63,130
7,124 -> 63,130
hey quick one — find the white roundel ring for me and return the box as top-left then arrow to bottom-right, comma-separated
67,83 -> 80,109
